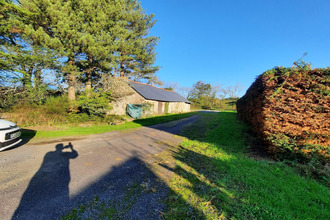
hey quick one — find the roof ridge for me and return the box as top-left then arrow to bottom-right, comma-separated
128,80 -> 175,92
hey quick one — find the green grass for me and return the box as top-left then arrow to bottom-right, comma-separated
21,112 -> 198,140
162,111 -> 330,219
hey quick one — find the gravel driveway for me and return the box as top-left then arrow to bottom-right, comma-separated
0,114 -> 202,220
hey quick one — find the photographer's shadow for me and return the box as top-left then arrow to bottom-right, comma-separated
12,143 -> 78,220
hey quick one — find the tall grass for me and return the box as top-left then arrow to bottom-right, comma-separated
7,96 -> 70,126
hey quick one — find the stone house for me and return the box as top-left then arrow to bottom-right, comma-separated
108,80 -> 191,116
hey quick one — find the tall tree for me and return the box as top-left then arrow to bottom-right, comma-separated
1,0 -> 58,93
16,0 -> 160,102
115,0 -> 160,84
75,0 -> 161,89
188,81 -> 212,108
76,0 -> 122,91
0,0 -> 27,73
20,0 -> 84,101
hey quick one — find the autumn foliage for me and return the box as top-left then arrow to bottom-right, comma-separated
237,67 -> 330,163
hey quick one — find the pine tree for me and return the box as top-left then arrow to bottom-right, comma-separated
17,0 -> 160,102
115,0 -> 160,84
0,0 -> 57,93
75,0 -> 121,91
0,0 -> 27,73
20,0 -> 84,101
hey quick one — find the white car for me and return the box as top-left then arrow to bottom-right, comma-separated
0,119 -> 22,151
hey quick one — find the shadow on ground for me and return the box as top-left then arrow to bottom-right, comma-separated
66,156 -> 204,219
20,129 -> 37,145
11,112 -> 329,219
12,144 -> 204,219
12,142 -> 78,219
142,111 -> 330,219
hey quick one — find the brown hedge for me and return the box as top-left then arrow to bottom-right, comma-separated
237,67 -> 330,162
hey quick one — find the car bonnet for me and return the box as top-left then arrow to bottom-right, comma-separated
0,119 -> 17,130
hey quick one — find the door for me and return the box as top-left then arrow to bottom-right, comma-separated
158,101 -> 163,115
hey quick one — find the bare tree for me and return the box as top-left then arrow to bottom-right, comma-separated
177,86 -> 191,98
227,83 -> 244,98
163,81 -> 191,99
210,84 -> 221,108
163,81 -> 179,91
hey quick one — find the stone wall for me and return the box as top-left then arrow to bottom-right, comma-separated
168,102 -> 190,113
108,82 -> 191,116
108,86 -> 145,115
145,100 -> 159,115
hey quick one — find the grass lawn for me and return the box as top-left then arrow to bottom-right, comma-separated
21,112 -> 198,141
158,111 -> 330,219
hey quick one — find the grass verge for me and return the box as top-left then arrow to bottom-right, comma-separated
21,112 -> 198,141
158,111 -> 329,219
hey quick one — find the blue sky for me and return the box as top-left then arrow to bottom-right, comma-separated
140,0 -> 330,96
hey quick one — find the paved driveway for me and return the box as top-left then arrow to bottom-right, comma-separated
0,115 -> 201,220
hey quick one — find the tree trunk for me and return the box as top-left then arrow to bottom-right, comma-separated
67,58 -> 76,101
22,68 -> 33,90
85,71 -> 92,91
85,57 -> 93,91
120,61 -> 125,77
68,73 -> 76,101
34,69 -> 42,90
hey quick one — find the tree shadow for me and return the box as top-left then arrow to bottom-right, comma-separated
12,142 -> 78,220
65,156 -> 204,219
142,111 -> 330,219
172,147 -> 234,215
131,111 -> 244,218
11,145 -> 204,219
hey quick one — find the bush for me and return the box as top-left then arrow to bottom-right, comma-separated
5,96 -> 70,126
66,113 -> 101,123
237,67 -> 330,167
77,90 -> 113,117
43,96 -> 69,115
0,87 -> 25,110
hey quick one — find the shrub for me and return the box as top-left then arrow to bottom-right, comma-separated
237,67 -> 330,167
4,96 -> 69,126
43,96 -> 69,115
77,90 -> 113,117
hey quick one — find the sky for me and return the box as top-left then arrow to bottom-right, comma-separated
139,0 -> 330,96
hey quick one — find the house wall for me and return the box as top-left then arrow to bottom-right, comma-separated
108,86 -> 145,115
168,102 -> 191,113
145,100 -> 159,115
108,85 -> 190,116
108,87 -> 160,116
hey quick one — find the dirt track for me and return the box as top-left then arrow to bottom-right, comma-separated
0,114 -> 203,220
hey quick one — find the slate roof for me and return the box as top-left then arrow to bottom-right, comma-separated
129,81 -> 191,104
